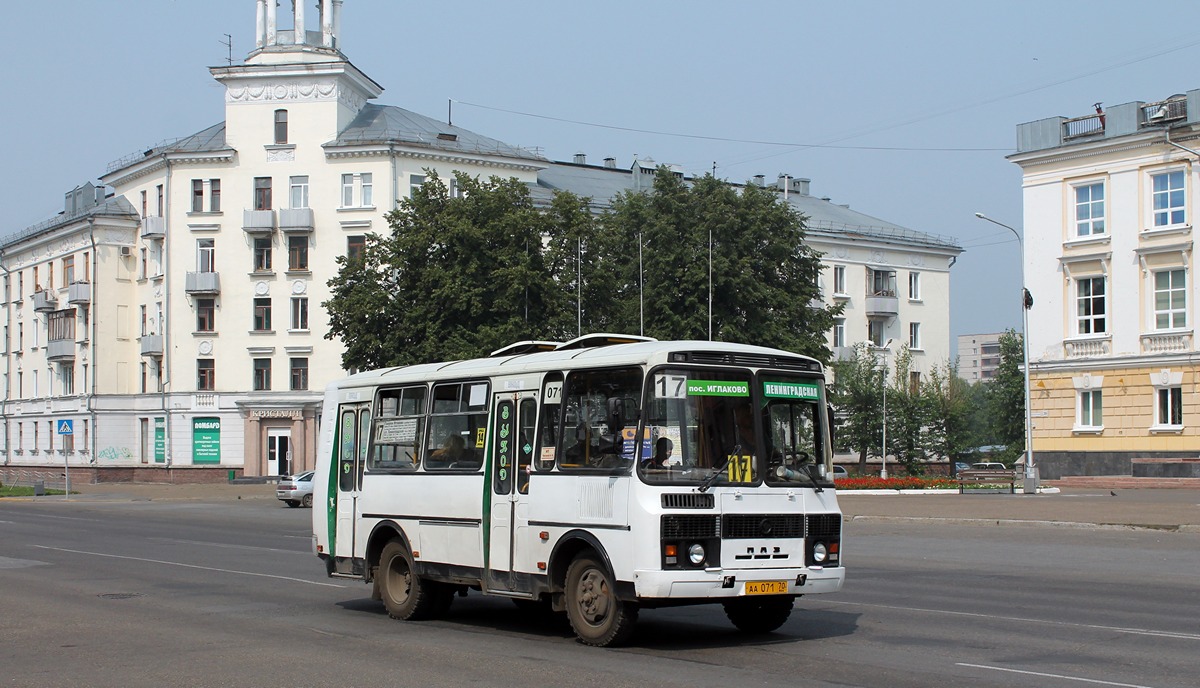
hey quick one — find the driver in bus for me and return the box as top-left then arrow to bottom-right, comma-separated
431,434 -> 467,467
645,437 -> 673,469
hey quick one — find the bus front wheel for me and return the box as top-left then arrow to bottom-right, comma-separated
378,540 -> 445,621
564,553 -> 638,647
723,596 -> 794,634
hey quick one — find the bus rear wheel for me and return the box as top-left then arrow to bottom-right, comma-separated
723,596 -> 795,634
378,540 -> 446,620
564,553 -> 638,647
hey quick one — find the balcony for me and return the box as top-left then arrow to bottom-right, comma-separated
279,208 -> 314,233
185,271 -> 221,295
864,293 -> 898,318
243,209 -> 276,234
68,281 -> 91,305
140,334 -> 164,357
1064,335 -> 1111,358
47,339 -> 75,362
1141,332 -> 1192,354
32,289 -> 58,312
141,215 -> 166,239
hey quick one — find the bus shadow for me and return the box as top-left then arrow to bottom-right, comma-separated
335,595 -> 859,648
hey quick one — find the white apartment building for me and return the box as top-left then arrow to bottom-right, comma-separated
1010,90 -> 1200,479
0,0 -> 962,480
957,332 -> 1004,384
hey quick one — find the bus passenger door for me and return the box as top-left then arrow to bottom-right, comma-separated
486,391 -> 537,593
333,402 -> 370,574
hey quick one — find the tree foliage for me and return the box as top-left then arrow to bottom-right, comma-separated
985,329 -> 1027,464
829,342 -> 885,473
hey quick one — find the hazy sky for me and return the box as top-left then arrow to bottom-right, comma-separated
4,0 -> 1198,348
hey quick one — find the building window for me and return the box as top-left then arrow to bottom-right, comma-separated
870,269 -> 896,297
341,173 -> 374,208
254,177 -> 273,210
288,235 -> 309,271
192,179 -> 204,212
156,185 -> 164,217
290,175 -> 309,208
909,322 -> 921,349
253,298 -> 272,332
197,239 -> 216,272
1073,182 -> 1105,237
49,309 -> 75,342
833,265 -> 846,295
1151,170 -> 1185,227
291,297 -> 309,331
1157,387 -> 1183,427
832,319 -> 845,348
290,357 -> 309,391
1154,269 -> 1186,330
1076,277 -> 1106,335
274,109 -> 288,144
253,358 -> 272,391
192,179 -> 221,212
61,366 -> 74,396
1078,390 -> 1103,428
410,174 -> 425,197
210,179 -> 221,212
140,305 -> 148,337
868,320 -> 885,347
141,190 -> 148,218
197,359 -> 215,391
63,256 -> 75,285
908,271 -> 921,300
347,235 -> 365,261
196,298 -> 216,332
253,237 -> 273,272
140,362 -> 147,394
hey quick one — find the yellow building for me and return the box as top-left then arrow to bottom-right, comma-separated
1010,92 -> 1200,479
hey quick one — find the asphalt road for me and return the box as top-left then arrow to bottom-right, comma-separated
2,493 -> 1197,688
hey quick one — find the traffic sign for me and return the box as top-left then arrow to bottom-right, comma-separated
57,420 -> 74,435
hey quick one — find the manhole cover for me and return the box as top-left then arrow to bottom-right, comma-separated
97,593 -> 141,600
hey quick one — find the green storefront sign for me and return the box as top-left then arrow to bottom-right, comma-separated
154,417 -> 166,463
193,417 -> 221,464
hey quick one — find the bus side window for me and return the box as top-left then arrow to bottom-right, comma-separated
370,385 -> 425,472
427,380 -> 489,470
558,367 -> 642,470
517,397 -> 537,494
536,373 -> 563,471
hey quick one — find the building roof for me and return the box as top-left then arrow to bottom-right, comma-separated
2,195 -> 138,250
327,104 -> 546,162
531,161 -> 963,253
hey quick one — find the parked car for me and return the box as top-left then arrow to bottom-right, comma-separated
970,462 -> 1008,471
277,471 -> 315,508
832,465 -> 849,479
954,462 -> 971,473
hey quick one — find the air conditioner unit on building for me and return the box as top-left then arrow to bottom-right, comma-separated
119,246 -> 133,257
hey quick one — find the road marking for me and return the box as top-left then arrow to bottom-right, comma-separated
823,600 -> 1200,641
149,537 -> 305,555
957,663 -> 1159,688
33,545 -> 346,588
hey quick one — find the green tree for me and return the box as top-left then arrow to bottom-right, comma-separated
922,358 -> 974,467
604,169 -> 842,359
830,342 -> 886,472
324,171 -> 575,368
986,329 -> 1027,464
885,346 -> 933,475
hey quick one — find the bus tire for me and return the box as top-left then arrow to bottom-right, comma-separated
723,596 -> 794,634
378,540 -> 442,621
564,553 -> 638,647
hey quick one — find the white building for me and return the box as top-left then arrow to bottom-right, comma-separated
957,332 -> 1004,384
0,0 -> 961,481
1010,90 -> 1200,479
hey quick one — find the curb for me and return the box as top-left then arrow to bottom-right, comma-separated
850,514 -> 1200,533
837,487 -> 1061,496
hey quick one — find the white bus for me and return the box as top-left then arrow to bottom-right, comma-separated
312,335 -> 844,646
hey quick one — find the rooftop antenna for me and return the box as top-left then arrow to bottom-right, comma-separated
221,34 -> 233,66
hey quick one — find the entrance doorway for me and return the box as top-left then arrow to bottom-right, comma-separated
266,429 -> 292,476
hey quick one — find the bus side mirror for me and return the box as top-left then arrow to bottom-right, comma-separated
827,404 -> 837,447
607,397 -> 625,437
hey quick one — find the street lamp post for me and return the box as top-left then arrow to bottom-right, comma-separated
878,338 -> 894,479
974,212 -> 1036,492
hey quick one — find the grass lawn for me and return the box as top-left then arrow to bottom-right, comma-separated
0,484 -> 68,497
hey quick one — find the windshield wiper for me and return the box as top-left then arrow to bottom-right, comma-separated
698,444 -> 739,493
774,464 -> 824,493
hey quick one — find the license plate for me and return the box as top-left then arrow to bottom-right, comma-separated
745,580 -> 788,595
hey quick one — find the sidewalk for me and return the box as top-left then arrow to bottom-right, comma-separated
15,482 -> 1200,532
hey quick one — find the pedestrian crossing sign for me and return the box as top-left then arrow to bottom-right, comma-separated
57,420 -> 74,435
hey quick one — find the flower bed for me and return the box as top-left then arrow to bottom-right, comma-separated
834,476 -> 959,491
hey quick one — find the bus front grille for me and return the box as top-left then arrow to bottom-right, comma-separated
722,514 -> 806,539
661,493 -> 715,509
661,514 -> 720,539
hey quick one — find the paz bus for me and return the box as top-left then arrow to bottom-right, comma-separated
311,334 -> 844,646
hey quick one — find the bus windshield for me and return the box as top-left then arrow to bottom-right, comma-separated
638,369 -> 759,486
638,369 -> 828,488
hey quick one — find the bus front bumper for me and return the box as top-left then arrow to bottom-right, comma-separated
632,565 -> 844,600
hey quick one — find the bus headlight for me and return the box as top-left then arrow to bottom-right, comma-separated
812,542 -> 828,564
688,543 -> 706,566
